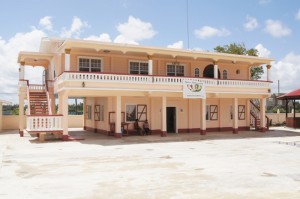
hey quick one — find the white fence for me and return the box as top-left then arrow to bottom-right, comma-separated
26,115 -> 63,131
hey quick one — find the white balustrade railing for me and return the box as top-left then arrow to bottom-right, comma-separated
29,84 -> 46,90
57,72 -> 270,89
26,115 -> 63,131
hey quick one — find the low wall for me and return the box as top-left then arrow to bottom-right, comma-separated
1,115 -> 84,130
266,113 -> 300,125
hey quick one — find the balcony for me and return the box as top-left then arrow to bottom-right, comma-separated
54,72 -> 271,96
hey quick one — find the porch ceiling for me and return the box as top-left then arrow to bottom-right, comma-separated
18,51 -> 53,67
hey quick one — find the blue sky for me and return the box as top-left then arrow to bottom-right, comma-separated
0,0 -> 300,102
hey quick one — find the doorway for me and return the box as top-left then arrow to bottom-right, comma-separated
167,107 -> 176,133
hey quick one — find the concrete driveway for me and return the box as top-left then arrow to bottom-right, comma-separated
0,128 -> 300,199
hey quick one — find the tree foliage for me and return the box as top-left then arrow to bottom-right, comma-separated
214,43 -> 264,80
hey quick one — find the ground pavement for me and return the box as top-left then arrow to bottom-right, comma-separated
0,127 -> 300,199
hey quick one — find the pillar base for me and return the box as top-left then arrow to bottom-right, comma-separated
62,135 -> 69,141
232,128 -> 238,134
161,131 -> 167,137
84,126 -> 87,130
114,133 -> 122,138
200,129 -> 206,135
19,130 -> 24,137
260,127 -> 267,133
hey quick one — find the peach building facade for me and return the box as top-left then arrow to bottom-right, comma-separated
18,38 -> 273,139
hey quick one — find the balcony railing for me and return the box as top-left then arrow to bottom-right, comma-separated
57,72 -> 271,88
26,115 -> 63,132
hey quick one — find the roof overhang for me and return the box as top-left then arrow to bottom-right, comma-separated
277,89 -> 300,100
18,51 -> 54,67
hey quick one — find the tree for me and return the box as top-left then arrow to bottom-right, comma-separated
214,43 -> 264,80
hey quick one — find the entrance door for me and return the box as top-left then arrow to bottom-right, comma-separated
167,107 -> 176,133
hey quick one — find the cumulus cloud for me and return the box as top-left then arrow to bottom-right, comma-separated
84,33 -> 112,42
113,16 -> 156,44
271,52 -> 300,92
39,16 -> 53,30
60,16 -> 89,38
194,26 -> 230,39
296,9 -> 300,21
167,41 -> 184,49
255,44 -> 271,58
244,16 -> 258,31
264,19 -> 291,37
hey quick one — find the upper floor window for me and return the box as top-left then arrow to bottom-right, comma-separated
129,61 -> 148,75
79,57 -> 102,72
167,64 -> 184,76
223,70 -> 228,79
195,68 -> 200,77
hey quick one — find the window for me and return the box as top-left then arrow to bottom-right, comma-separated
223,70 -> 228,79
94,105 -> 104,121
86,105 -> 92,120
129,61 -> 148,75
167,64 -> 184,76
210,105 -> 218,120
195,68 -> 200,77
238,105 -> 245,120
126,104 -> 147,122
79,57 -> 102,72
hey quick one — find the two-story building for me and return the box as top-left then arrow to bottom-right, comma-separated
18,38 -> 273,140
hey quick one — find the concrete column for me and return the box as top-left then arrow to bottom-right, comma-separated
19,94 -> 25,137
115,95 -> 122,138
64,49 -> 71,71
232,98 -> 238,134
161,96 -> 167,137
19,61 -> 25,80
148,55 -> 153,75
260,98 -> 267,132
200,98 -> 206,135
49,94 -> 55,115
266,65 -> 271,81
60,92 -> 69,140
213,61 -> 218,79
83,98 -> 86,130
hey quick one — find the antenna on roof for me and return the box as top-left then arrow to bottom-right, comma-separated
186,0 -> 190,49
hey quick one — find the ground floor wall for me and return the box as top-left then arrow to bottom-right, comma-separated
84,96 -> 252,135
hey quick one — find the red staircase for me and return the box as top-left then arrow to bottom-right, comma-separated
250,99 -> 269,131
29,92 -> 49,115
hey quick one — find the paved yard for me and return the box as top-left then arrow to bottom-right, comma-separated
0,128 -> 300,199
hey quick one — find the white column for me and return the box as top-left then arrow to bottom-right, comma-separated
115,96 -> 122,138
19,94 -> 25,137
232,98 -> 238,134
19,62 -> 25,80
83,97 -> 86,130
64,49 -> 71,71
213,61 -> 218,79
266,65 -> 271,81
148,55 -> 153,75
161,96 -> 167,137
260,97 -> 266,132
0,101 -> 2,131
200,98 -> 206,135
60,92 -> 69,140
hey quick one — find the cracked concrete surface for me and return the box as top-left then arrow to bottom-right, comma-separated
0,128 -> 300,199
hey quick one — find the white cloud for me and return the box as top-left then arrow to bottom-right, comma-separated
244,16 -> 258,31
84,33 -> 112,42
296,9 -> 300,21
271,52 -> 300,92
194,26 -> 230,39
264,19 -> 291,38
0,28 -> 47,103
39,16 -> 53,30
255,44 -> 271,58
60,16 -> 89,38
113,16 -> 156,44
259,0 -> 271,4
167,41 -> 184,49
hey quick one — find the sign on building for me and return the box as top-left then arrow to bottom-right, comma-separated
183,80 -> 206,99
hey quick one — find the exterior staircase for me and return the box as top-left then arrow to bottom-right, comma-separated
29,92 -> 49,115
250,99 -> 269,131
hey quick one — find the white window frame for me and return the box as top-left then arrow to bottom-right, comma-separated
195,68 -> 200,77
128,60 -> 149,75
166,63 -> 185,76
223,70 -> 228,79
78,56 -> 103,72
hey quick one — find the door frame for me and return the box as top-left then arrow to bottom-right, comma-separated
166,106 -> 178,133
